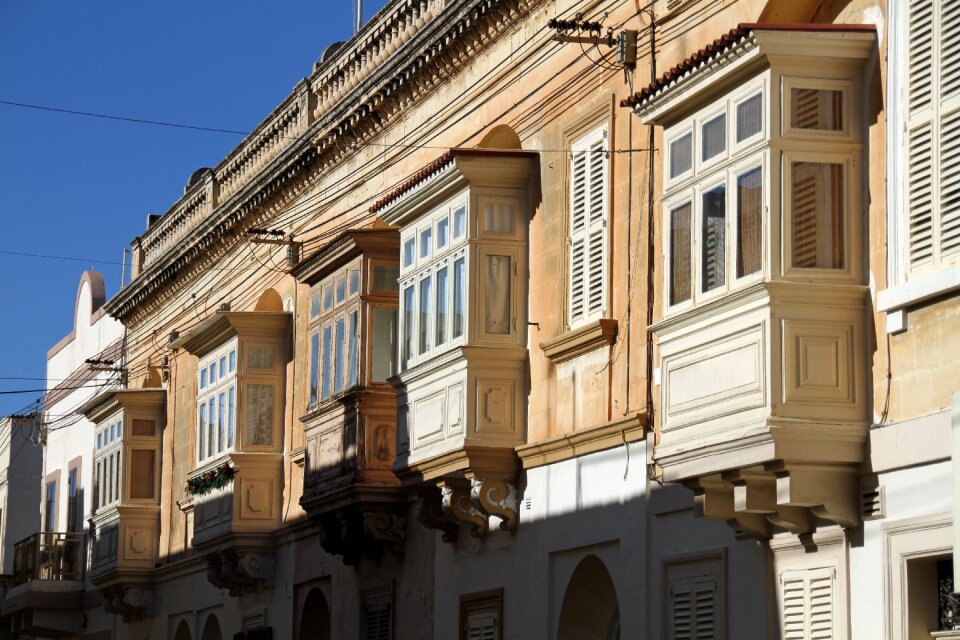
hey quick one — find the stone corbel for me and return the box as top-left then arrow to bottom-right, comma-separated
439,479 -> 488,538
206,548 -> 276,597
769,463 -> 860,529
101,584 -> 156,621
363,510 -> 406,557
413,486 -> 458,543
469,477 -> 518,532
688,475 -> 771,539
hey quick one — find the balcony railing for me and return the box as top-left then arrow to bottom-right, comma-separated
13,532 -> 86,585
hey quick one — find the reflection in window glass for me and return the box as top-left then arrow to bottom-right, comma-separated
207,397 -> 216,458
219,356 -> 226,378
228,386 -> 235,448
737,167 -> 763,277
736,93 -> 763,142
323,284 -> 334,311
374,265 -> 400,291
453,206 -> 467,238
420,228 -> 433,259
200,369 -> 207,390
348,311 -> 358,388
334,318 -> 345,393
437,217 -> 449,249
670,133 -> 692,179
485,255 -> 511,334
701,114 -> 726,162
403,238 -> 415,267
336,275 -> 346,304
371,307 -> 398,381
483,204 -> 514,234
229,350 -> 236,373
670,203 -> 692,305
309,332 -> 319,405
791,88 -> 842,131
403,286 -> 415,369
453,257 -> 466,338
245,384 -> 274,446
419,277 -> 432,354
310,291 -> 321,318
701,185 -> 726,292
322,326 -> 333,399
218,392 -> 226,454
348,269 -> 360,296
436,266 -> 448,346
791,162 -> 844,269
198,404 -> 206,460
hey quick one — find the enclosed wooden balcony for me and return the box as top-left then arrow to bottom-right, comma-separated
2,532 -> 86,638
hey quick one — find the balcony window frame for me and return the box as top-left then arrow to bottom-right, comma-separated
94,411 -> 124,512
196,340 -> 238,467
308,257 -> 362,406
781,76 -> 852,141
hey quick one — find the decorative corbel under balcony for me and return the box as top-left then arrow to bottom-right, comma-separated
79,388 -> 165,621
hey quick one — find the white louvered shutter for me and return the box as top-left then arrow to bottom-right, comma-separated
670,578 -> 718,640
466,611 -> 498,640
907,0 -> 960,274
780,568 -> 835,640
568,125 -> 609,327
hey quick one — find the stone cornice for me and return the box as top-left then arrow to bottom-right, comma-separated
539,318 -> 618,364
516,412 -> 647,469
106,0 -> 544,324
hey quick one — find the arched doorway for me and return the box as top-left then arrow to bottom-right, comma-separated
557,555 -> 621,640
174,620 -> 192,640
299,588 -> 332,640
201,614 -> 222,640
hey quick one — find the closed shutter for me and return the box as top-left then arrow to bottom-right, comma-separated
362,586 -> 393,640
569,125 -> 609,327
670,578 -> 717,640
780,568 -> 835,640
465,611 -> 498,640
907,0 -> 960,273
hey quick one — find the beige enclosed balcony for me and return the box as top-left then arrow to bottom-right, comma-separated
629,24 -> 877,537
2,532 -> 86,638
292,227 -> 406,564
172,309 -> 290,595
79,388 -> 165,619
377,148 -> 538,540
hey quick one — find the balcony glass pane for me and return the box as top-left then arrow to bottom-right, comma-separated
310,291 -> 321,318
207,398 -> 216,457
218,392 -> 226,452
309,331 -> 319,405
132,419 -> 155,436
403,238 -> 415,268
791,88 -> 842,131
322,325 -> 333,399
348,268 -> 360,297
246,383 -> 274,446
373,265 -> 400,291
453,206 -> 467,238
420,228 -> 433,259
437,217 -> 449,249
436,266 -> 448,346
483,203 -> 514,234
402,285 -> 414,369
701,113 -> 726,162
129,450 -> 155,500
736,93 -> 763,142
419,276 -> 432,354
453,257 -> 466,338
336,275 -> 346,304
371,307 -> 398,382
701,185 -> 727,292
670,132 -> 692,179
737,167 -> 763,277
322,283 -> 334,311
791,162 -> 844,269
670,203 -> 692,305
229,349 -> 236,373
248,347 -> 274,370
485,255 -> 511,334
228,385 -> 235,448
334,317 -> 345,393
198,404 -> 206,462
348,310 -> 359,388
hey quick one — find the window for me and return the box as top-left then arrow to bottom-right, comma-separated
67,465 -> 79,531
399,194 -> 470,370
95,414 -> 124,511
309,259 -> 361,405
196,341 -> 237,465
568,124 -> 609,327
44,479 -> 57,532
663,85 -> 766,311
902,0 -> 960,276
664,555 -> 724,640
779,567 -> 836,639
361,585 -> 393,640
459,589 -> 502,640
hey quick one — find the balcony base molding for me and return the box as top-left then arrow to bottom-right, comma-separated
198,536 -> 277,597
314,505 -> 407,566
98,583 -> 156,622
410,469 -> 519,541
413,486 -> 459,543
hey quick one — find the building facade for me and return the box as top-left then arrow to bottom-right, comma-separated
3,0 -> 958,638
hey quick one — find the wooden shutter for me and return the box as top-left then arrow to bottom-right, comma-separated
907,0 -> 960,273
780,568 -> 835,640
568,125 -> 608,326
363,601 -> 392,640
465,611 -> 498,640
670,578 -> 717,640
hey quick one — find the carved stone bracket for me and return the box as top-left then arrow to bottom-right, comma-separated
413,486 -> 458,543
205,547 -> 276,597
100,584 -> 156,621
439,480 -> 488,538
363,511 -> 406,556
470,477 -> 518,532
317,507 -> 407,566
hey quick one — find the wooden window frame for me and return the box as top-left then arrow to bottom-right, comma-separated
459,587 -> 503,640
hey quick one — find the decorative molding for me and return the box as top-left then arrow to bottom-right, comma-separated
515,412 -> 646,469
440,480 -> 488,538
99,584 -> 156,621
539,319 -> 618,364
469,477 -> 517,532
413,486 -> 458,543
205,547 -> 277,597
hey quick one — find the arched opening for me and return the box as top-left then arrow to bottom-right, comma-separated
174,620 -> 192,640
557,555 -> 621,640
254,288 -> 284,312
477,124 -> 522,150
200,614 -> 222,640
299,588 -> 332,640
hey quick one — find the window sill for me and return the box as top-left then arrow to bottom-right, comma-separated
539,319 -> 618,364
515,412 -> 646,469
290,446 -> 306,468
877,263 -> 960,313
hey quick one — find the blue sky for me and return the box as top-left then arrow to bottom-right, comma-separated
0,1 -> 388,416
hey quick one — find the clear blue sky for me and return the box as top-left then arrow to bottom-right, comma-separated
0,1 -> 388,417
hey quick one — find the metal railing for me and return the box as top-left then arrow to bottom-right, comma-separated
12,532 -> 86,585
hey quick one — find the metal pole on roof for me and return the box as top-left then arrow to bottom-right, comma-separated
355,0 -> 363,34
